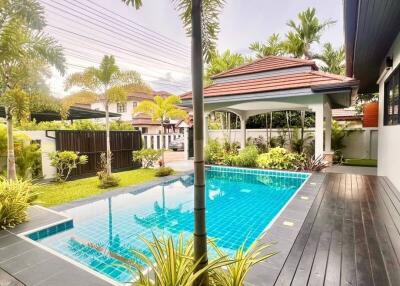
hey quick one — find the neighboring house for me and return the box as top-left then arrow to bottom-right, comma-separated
332,108 -> 362,126
344,0 -> 400,189
89,91 -> 180,134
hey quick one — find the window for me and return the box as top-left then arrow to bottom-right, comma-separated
117,103 -> 126,113
132,101 -> 137,109
384,65 -> 400,125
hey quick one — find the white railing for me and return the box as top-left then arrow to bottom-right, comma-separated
142,133 -> 184,150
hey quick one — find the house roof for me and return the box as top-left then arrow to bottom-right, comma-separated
181,70 -> 358,100
0,106 -> 120,122
344,0 -> 400,92
211,56 -> 318,79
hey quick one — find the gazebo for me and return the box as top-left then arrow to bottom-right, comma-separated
181,56 -> 359,159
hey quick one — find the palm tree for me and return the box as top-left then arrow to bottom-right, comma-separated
205,50 -> 246,84
284,8 -> 335,59
249,33 -> 285,58
0,0 -> 65,180
122,0 -> 224,283
65,55 -> 151,178
320,43 -> 345,75
133,95 -> 188,166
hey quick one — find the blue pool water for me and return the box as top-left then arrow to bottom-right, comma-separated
29,166 -> 309,283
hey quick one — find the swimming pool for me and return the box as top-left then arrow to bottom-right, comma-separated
27,166 -> 309,284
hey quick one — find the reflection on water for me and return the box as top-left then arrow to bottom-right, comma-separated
38,171 -> 306,283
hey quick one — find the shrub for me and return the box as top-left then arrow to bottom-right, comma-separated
97,152 -> 120,188
205,139 -> 224,164
233,145 -> 259,167
155,166 -> 174,177
132,149 -> 161,168
49,151 -> 88,182
247,136 -> 268,153
298,155 -> 329,172
98,173 -> 120,188
0,178 -> 37,229
256,147 -> 305,170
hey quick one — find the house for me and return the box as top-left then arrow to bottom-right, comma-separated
344,0 -> 400,190
181,55 -> 359,160
89,91 -> 180,134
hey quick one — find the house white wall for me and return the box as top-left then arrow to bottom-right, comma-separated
377,31 -> 400,190
91,100 -> 137,121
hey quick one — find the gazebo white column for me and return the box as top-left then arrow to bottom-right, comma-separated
324,102 -> 332,153
239,114 -> 247,149
311,102 -> 324,159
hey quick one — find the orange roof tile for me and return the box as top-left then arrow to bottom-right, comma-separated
181,71 -> 358,99
211,56 -> 317,79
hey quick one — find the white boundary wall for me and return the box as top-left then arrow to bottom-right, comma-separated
208,128 -> 378,160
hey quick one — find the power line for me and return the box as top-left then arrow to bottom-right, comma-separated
47,27 -> 190,76
70,0 -> 189,53
47,25 -> 189,70
65,63 -> 189,92
84,0 -> 189,50
40,0 -> 189,59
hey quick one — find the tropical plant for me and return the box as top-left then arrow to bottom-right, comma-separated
298,155 -> 329,172
256,147 -> 305,170
65,55 -> 150,179
0,177 -> 37,229
320,43 -> 345,75
331,121 -> 352,162
209,240 -> 277,285
97,152 -> 120,188
205,139 -> 224,165
123,0 -> 225,281
110,119 -> 135,131
0,0 -> 66,180
247,136 -> 268,153
49,151 -> 88,182
0,125 -> 42,179
284,8 -> 335,59
155,166 -> 174,177
120,234 -> 274,286
233,145 -> 259,167
205,50 -> 246,84
133,95 -> 188,166
132,149 -> 162,168
250,33 -> 285,58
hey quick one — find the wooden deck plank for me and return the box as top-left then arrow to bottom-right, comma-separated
274,173 -> 400,286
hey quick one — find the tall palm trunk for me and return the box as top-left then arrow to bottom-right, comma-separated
192,0 -> 208,285
105,100 -> 112,176
6,107 -> 17,180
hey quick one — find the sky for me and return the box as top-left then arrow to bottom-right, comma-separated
40,0 -> 344,97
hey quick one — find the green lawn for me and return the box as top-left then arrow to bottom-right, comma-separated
35,168 -> 158,207
343,158 -> 378,167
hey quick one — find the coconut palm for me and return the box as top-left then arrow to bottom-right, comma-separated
65,55 -> 151,178
284,8 -> 335,59
205,50 -> 246,85
133,95 -> 188,166
249,33 -> 285,58
0,0 -> 65,180
320,43 -> 345,75
122,0 -> 224,283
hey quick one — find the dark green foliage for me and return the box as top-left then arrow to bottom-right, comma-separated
233,145 -> 259,167
155,167 -> 174,177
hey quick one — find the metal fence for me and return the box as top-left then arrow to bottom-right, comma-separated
142,133 -> 183,149
55,130 -> 142,178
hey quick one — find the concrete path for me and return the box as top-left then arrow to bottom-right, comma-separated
324,165 -> 377,176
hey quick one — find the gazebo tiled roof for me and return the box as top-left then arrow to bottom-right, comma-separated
181,70 -> 358,100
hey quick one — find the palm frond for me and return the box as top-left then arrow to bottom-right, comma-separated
120,0 -> 143,9
106,85 -> 128,103
65,68 -> 102,91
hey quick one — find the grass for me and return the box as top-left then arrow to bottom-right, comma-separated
343,158 -> 378,167
35,168 -> 158,207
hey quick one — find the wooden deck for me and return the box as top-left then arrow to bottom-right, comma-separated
274,173 -> 400,286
